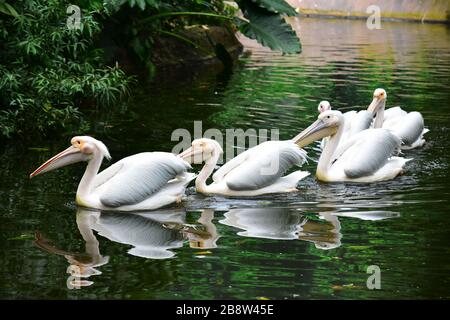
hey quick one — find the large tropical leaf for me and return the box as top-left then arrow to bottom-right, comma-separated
250,0 -> 296,16
237,0 -> 301,54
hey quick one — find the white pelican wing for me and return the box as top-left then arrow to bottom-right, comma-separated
212,147 -> 254,183
92,162 -> 124,190
223,141 -> 307,191
349,110 -> 373,135
334,129 -> 401,179
384,106 -> 407,121
343,110 -> 357,124
99,152 -> 191,208
385,111 -> 424,146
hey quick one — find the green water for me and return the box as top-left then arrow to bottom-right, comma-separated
1,18 -> 450,299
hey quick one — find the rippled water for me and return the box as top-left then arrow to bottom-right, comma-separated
1,18 -> 450,299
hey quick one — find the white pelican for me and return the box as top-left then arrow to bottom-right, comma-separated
178,138 -> 309,196
367,88 -> 428,149
317,100 -> 372,149
293,110 -> 410,182
30,136 -> 195,211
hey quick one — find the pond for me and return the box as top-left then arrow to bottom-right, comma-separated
1,17 -> 449,299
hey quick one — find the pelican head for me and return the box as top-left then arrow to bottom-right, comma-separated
30,136 -> 111,178
178,138 -> 223,164
367,88 -> 387,115
293,110 -> 343,148
318,101 -> 332,113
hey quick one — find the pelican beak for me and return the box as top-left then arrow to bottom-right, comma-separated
178,146 -> 194,160
293,119 -> 336,148
178,146 -> 204,164
30,145 -> 86,178
367,97 -> 385,115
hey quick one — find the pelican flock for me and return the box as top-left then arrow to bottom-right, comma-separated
318,100 -> 373,147
293,110 -> 410,182
367,88 -> 428,149
319,89 -> 428,150
30,88 -> 427,211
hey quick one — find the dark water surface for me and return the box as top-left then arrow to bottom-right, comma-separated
1,18 -> 450,299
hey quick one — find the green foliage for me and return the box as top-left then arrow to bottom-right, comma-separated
131,0 -> 302,55
113,0 -> 160,11
236,0 -> 301,54
0,0 -> 134,139
0,1 -> 18,17
104,0 -> 230,74
0,0 -> 301,140
128,0 -> 301,70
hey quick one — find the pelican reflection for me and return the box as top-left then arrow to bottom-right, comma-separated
186,209 -> 220,249
220,208 -> 399,250
35,226 -> 109,288
86,209 -> 186,259
35,208 -> 219,288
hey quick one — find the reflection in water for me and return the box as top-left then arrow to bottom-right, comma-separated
88,209 -> 186,259
35,226 -> 109,288
187,209 -> 220,249
220,208 -> 399,250
35,208 -> 220,288
220,208 -> 305,240
299,212 -> 341,250
219,208 -> 340,249
332,210 -> 400,221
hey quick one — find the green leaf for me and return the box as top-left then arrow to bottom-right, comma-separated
8,233 -> 35,241
136,0 -> 146,10
251,0 -> 296,16
237,1 -> 301,54
0,2 -> 19,17
145,0 -> 159,9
